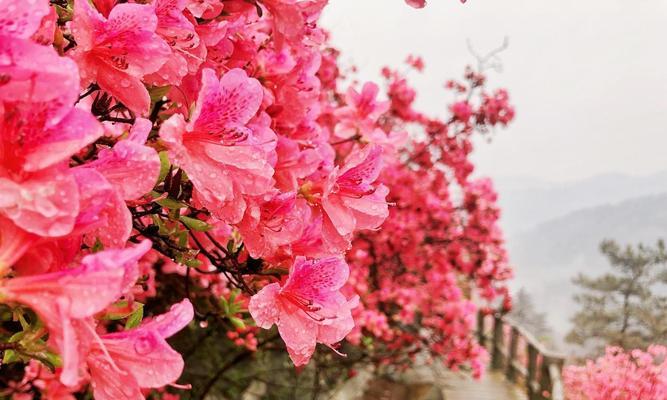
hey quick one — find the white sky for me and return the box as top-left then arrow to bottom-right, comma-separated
321,0 -> 667,183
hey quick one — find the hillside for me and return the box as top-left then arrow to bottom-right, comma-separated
504,193 -> 667,342
495,171 -> 667,235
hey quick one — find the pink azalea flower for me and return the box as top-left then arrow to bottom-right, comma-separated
237,192 -> 310,259
160,68 -> 275,223
0,217 -> 36,276
31,5 -> 58,46
0,0 -> 50,39
91,0 -> 118,17
0,240 -> 152,386
18,360 -> 80,400
273,137 -> 323,192
186,0 -> 224,19
87,299 -> 194,400
71,168 -> 132,248
85,118 -> 160,201
249,256 -> 358,366
321,145 -> 389,249
147,0 -> 206,86
334,82 -> 389,139
70,0 -> 171,115
0,31 -> 102,236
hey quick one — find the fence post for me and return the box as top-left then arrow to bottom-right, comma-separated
527,343 -> 538,400
477,311 -> 486,348
491,314 -> 504,370
539,357 -> 554,400
506,326 -> 519,382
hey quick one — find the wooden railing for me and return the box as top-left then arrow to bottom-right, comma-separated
477,311 -> 566,400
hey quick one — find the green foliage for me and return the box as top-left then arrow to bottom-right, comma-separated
567,239 -> 667,354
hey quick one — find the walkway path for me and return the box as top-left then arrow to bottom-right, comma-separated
438,369 -> 527,400
331,363 -> 528,400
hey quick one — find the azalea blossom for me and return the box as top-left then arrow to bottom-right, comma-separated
0,0 -> 520,396
249,256 -> 358,366
160,67 -> 276,223
147,0 -> 206,86
0,21 -> 102,236
334,82 -> 389,140
86,299 -> 194,400
321,145 -> 389,251
70,0 -> 171,115
237,191 -> 310,259
0,240 -> 152,386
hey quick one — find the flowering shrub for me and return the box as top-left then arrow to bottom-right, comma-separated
344,64 -> 514,378
563,346 -> 667,400
0,0 -> 513,398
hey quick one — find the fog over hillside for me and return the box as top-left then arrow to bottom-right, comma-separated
494,170 -> 667,235
493,172 -> 667,349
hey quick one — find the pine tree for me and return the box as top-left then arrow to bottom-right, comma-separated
566,239 -> 667,354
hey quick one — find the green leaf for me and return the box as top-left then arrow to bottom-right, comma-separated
179,216 -> 211,232
125,304 -> 144,330
44,351 -> 62,369
184,258 -> 202,268
2,349 -> 19,364
157,151 -> 171,183
220,297 -> 230,316
229,317 -> 246,330
149,85 -> 171,103
155,197 -> 187,210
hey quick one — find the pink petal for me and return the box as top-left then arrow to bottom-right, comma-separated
72,167 -> 114,231
31,5 -> 58,45
0,37 -> 80,125
84,188 -> 132,249
0,217 -> 36,275
317,295 -> 359,345
2,169 -> 80,237
284,257 -> 350,298
190,68 -> 263,134
276,308 -> 317,367
58,316 -> 88,387
0,0 -> 50,38
87,118 -> 160,200
3,259 -> 123,320
100,330 -> 185,388
70,0 -> 105,50
87,351 -> 143,400
96,63 -> 151,116
405,0 -> 426,8
92,0 -> 118,18
138,298 -> 194,338
79,240 -> 152,294
339,145 -> 383,184
322,195 -> 355,236
342,184 -> 390,230
321,214 -> 352,254
104,4 -> 167,74
248,282 -> 281,329
23,108 -> 103,172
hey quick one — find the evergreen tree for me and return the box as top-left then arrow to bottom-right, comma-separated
567,239 -> 667,354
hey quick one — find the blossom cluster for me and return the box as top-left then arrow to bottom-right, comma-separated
344,63 -> 514,376
0,0 -> 514,398
563,346 -> 667,400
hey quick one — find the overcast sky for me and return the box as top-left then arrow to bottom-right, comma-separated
321,0 -> 667,183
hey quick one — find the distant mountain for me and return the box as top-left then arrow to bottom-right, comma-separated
505,193 -> 667,344
494,171 -> 667,235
